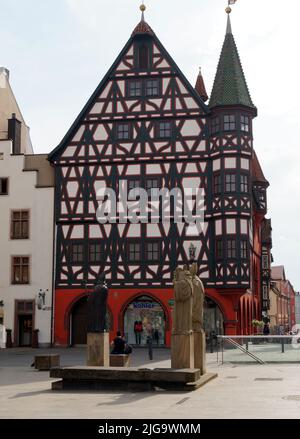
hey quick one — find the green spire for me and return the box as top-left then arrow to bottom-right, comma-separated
209,13 -> 256,110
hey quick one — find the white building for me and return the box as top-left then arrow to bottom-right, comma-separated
0,67 -> 54,347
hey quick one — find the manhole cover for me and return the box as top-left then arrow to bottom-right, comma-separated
255,378 -> 283,382
283,395 -> 300,401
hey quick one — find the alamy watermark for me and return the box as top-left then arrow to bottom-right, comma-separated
96,181 -> 205,230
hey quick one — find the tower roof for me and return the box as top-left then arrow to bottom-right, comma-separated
252,150 -> 269,185
209,12 -> 256,110
195,68 -> 208,102
132,4 -> 155,36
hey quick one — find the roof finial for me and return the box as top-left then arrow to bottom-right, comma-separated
140,2 -> 146,22
225,1 -> 233,34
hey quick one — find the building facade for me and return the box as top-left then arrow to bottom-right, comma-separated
295,292 -> 300,325
0,67 -> 54,347
269,266 -> 296,333
49,10 -> 271,346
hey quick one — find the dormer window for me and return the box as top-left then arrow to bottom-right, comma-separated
241,115 -> 250,132
224,115 -> 236,131
139,45 -> 149,69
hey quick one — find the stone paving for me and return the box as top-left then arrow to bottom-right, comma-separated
0,347 -> 300,419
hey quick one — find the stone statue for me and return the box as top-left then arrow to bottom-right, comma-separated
172,266 -> 194,333
87,273 -> 108,333
190,263 -> 205,331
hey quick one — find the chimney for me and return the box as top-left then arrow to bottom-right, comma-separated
8,113 -> 22,155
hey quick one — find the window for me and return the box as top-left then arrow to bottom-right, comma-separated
146,79 -> 159,96
211,117 -> 220,135
146,242 -> 160,262
214,174 -> 221,194
227,239 -> 236,259
129,81 -> 142,97
0,178 -> 8,195
146,178 -> 159,194
224,115 -> 236,131
12,257 -> 30,284
128,179 -> 140,191
139,45 -> 149,69
11,210 -> 29,239
117,123 -> 130,140
262,254 -> 269,270
240,240 -> 248,259
216,240 -> 223,259
158,121 -> 172,138
225,173 -> 236,192
89,243 -> 102,264
241,115 -> 249,132
128,242 -> 141,262
240,175 -> 249,193
72,243 -> 84,264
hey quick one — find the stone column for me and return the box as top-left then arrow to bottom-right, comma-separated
171,331 -> 194,369
87,332 -> 109,367
194,329 -> 206,375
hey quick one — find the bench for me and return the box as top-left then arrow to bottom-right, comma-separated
110,354 -> 130,367
34,354 -> 60,371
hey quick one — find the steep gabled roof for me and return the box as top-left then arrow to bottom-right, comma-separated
195,68 -> 208,102
271,266 -> 286,281
48,16 -> 209,162
209,13 -> 256,110
252,150 -> 269,185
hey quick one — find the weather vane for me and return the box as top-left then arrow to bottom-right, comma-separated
226,0 -> 237,13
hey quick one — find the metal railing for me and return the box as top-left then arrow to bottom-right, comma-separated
217,335 -> 300,364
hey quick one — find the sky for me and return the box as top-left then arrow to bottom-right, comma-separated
0,0 -> 299,290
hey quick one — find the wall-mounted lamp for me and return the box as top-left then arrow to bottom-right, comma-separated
37,289 -> 49,310
189,243 -> 197,262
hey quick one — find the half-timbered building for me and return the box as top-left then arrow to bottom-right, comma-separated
49,8 -> 271,346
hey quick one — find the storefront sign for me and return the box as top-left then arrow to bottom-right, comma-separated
133,302 -> 155,309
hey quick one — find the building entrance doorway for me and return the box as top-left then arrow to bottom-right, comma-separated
204,297 -> 224,346
123,295 -> 166,346
18,315 -> 33,347
71,296 -> 112,346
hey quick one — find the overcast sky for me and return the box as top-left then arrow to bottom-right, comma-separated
1,0 -> 299,290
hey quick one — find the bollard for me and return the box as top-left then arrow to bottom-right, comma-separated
147,336 -> 153,360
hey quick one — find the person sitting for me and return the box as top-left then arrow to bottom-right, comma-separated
111,331 -> 126,355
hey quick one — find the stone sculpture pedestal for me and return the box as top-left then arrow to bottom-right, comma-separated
194,329 -> 206,375
87,332 -> 109,367
171,332 -> 194,369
